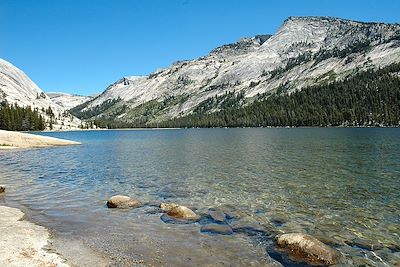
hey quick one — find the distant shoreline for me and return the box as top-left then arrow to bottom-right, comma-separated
40,125 -> 400,133
8,125 -> 400,136
0,129 -> 81,150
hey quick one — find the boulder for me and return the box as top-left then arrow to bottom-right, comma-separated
106,195 -> 141,209
160,202 -> 180,212
167,205 -> 198,220
277,233 -> 337,265
200,223 -> 234,235
0,186 -> 5,193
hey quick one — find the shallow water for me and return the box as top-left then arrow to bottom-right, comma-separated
0,128 -> 399,266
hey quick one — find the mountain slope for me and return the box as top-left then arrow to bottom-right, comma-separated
0,58 -> 82,130
72,16 -> 400,125
156,63 -> 400,128
47,92 -> 92,110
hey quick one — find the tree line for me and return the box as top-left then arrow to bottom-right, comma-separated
0,101 -> 46,131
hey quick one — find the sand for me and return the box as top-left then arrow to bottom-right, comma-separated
0,130 -> 80,149
0,205 -> 69,266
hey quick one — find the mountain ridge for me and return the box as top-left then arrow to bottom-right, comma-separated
0,58 -> 83,130
69,16 -> 400,126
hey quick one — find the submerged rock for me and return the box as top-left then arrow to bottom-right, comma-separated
344,238 -> 384,251
167,205 -> 198,220
208,210 -> 226,223
160,202 -> 180,212
0,186 -> 5,193
160,214 -> 197,224
201,223 -> 234,235
276,233 -> 338,265
106,195 -> 141,209
233,225 -> 269,237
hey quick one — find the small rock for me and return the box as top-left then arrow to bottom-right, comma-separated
0,186 -> 5,193
160,203 -> 180,212
167,205 -> 198,220
106,195 -> 141,209
277,233 -> 338,265
208,210 -> 226,223
201,223 -> 234,235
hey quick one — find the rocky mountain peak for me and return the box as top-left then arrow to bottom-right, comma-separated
69,16 -> 400,125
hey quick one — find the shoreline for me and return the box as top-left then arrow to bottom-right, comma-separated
0,205 -> 69,266
0,129 -> 81,150
27,125 -> 400,134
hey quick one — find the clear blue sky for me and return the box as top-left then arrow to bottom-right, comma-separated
1,0 -> 399,95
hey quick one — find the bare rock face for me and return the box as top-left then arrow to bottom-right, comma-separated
159,202 -> 180,212
73,17 -> 400,125
106,195 -> 141,209
166,205 -> 198,220
277,233 -> 338,265
0,186 -> 5,193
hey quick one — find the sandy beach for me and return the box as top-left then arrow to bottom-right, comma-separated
0,205 -> 69,266
0,130 -> 81,149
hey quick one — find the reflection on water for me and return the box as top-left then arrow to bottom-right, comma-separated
0,128 -> 399,266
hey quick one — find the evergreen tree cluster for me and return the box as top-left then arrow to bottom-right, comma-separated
70,98 -> 121,119
155,63 -> 400,128
0,101 -> 45,131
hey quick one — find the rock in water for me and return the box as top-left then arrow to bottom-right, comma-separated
208,210 -> 226,223
201,224 -> 234,235
0,186 -> 5,193
277,233 -> 338,265
106,195 -> 141,209
167,205 -> 198,220
160,202 -> 180,212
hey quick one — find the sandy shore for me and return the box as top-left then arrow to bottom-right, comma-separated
0,130 -> 80,149
0,205 -> 69,266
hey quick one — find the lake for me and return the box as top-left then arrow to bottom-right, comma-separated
0,128 -> 399,266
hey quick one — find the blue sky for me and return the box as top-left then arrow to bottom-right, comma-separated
1,0 -> 399,95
